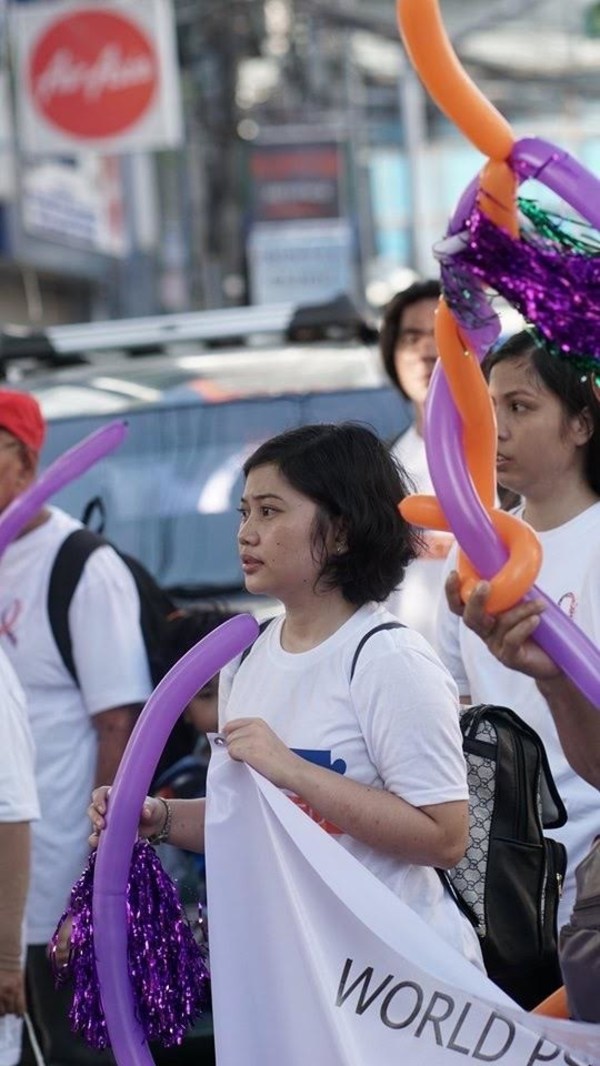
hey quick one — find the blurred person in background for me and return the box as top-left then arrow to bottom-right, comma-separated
0,390 -> 152,1066
380,279 -> 453,646
152,606 -> 239,913
0,648 -> 39,1066
156,606 -> 239,779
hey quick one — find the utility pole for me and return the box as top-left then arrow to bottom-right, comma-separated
397,59 -> 432,277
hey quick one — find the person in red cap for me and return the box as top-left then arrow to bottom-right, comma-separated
0,389 -> 152,1065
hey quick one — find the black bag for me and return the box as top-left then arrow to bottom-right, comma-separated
559,837 -> 600,1022
48,528 -> 177,689
350,631 -> 568,1009
443,704 -> 568,1009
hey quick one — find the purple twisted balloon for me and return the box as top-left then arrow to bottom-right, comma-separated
428,136 -> 600,707
0,420 -> 127,557
93,614 -> 259,1065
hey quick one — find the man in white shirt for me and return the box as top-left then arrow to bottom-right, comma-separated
0,390 -> 152,1065
380,279 -> 454,646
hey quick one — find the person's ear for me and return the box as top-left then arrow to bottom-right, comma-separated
16,444 -> 38,487
572,405 -> 594,446
332,519 -> 348,555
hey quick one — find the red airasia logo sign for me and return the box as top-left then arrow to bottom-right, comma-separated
29,9 -> 158,139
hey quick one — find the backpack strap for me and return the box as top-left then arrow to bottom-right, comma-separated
240,619 -> 405,677
436,868 -> 480,929
240,617 -> 274,665
347,620 -> 479,931
47,528 -> 107,684
350,622 -> 405,681
80,495 -> 107,533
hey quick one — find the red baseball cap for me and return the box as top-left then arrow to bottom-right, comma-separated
0,389 -> 45,452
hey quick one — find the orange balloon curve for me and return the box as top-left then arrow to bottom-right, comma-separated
395,0 -> 543,609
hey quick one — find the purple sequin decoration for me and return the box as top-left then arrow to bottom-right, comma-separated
50,841 -> 210,1049
438,203 -> 600,372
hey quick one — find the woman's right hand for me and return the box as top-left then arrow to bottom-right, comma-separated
87,786 -> 167,847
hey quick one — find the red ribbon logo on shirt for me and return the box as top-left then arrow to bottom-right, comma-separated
29,9 -> 158,138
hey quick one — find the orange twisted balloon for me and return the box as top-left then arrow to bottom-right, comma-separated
397,0 -> 519,236
395,0 -> 542,611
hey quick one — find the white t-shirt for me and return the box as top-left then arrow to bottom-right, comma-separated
0,507 -> 152,943
219,603 -> 482,967
0,649 -> 38,1066
387,426 -> 453,648
436,501 -> 600,925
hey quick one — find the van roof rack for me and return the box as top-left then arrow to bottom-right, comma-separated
0,295 -> 377,373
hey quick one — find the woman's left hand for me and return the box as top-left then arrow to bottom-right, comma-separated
222,718 -> 299,790
49,915 -> 73,973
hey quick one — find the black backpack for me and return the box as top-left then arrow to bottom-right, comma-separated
349,630 -> 568,1008
442,703 -> 568,1010
351,630 -> 568,1003
48,529 -> 187,786
48,528 -> 177,690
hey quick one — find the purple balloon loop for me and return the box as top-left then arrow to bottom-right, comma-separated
93,613 -> 259,1066
0,420 -> 127,558
511,137 -> 600,230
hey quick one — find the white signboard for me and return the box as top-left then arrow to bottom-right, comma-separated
21,155 -> 127,255
12,0 -> 183,155
248,218 -> 356,305
206,741 -> 600,1066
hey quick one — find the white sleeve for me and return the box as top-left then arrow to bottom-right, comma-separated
435,545 -> 471,698
0,650 -> 39,821
69,546 -> 153,714
351,641 -> 468,808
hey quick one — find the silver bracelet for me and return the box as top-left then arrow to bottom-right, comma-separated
148,796 -> 172,846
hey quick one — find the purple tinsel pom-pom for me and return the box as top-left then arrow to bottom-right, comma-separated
438,200 -> 600,375
50,841 -> 210,1049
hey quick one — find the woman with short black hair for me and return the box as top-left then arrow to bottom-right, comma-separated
89,422 -> 482,965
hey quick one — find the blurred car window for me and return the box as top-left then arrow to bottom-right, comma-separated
10,299 -> 412,598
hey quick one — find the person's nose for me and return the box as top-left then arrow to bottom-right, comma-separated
495,407 -> 509,441
238,519 -> 259,546
416,332 -> 438,362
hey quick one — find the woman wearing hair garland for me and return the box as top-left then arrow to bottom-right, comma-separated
439,332 -> 600,931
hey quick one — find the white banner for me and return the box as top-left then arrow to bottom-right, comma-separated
206,741 -> 600,1066
12,0 -> 182,155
